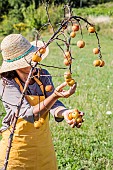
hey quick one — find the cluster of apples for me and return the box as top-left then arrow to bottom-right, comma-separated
70,23 -> 79,38
32,46 -> 46,62
87,26 -> 105,67
70,23 -> 85,48
34,117 -> 45,129
70,25 -> 97,49
63,51 -> 72,66
93,59 -> 105,67
92,47 -> 105,67
63,50 -> 75,86
68,109 -> 83,124
70,24 -> 105,67
64,70 -> 75,86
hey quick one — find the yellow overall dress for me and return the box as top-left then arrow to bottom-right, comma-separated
0,77 -> 58,170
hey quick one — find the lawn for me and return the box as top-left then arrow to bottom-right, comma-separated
0,24 -> 113,169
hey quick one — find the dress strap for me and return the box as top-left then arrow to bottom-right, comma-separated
33,67 -> 45,95
14,77 -> 24,93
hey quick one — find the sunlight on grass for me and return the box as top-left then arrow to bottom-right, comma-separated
0,27 -> 113,169
42,31 -> 113,169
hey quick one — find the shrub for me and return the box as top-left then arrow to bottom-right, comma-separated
0,7 -> 24,35
22,4 -> 64,31
0,15 -> 19,35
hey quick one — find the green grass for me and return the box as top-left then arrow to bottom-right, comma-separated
72,2 -> 113,17
0,27 -> 113,169
43,30 -> 113,169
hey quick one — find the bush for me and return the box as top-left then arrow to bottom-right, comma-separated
0,7 -> 24,35
1,2 -> 113,35
22,4 -> 46,30
0,15 -> 19,35
22,4 -> 64,31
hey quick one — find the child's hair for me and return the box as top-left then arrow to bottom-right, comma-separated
0,70 -> 18,80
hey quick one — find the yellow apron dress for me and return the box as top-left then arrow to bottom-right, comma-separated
0,77 -> 58,170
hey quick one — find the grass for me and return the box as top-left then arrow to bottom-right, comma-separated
72,2 -> 113,17
0,25 -> 113,169
42,29 -> 113,169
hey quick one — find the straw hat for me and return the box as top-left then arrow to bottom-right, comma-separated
0,34 -> 49,73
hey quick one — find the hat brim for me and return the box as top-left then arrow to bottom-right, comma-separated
0,40 -> 49,73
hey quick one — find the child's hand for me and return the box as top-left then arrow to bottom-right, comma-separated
63,110 -> 84,128
54,82 -> 77,98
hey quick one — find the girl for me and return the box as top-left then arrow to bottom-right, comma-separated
0,34 -> 84,170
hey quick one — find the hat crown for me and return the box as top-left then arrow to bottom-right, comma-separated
1,34 -> 31,60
